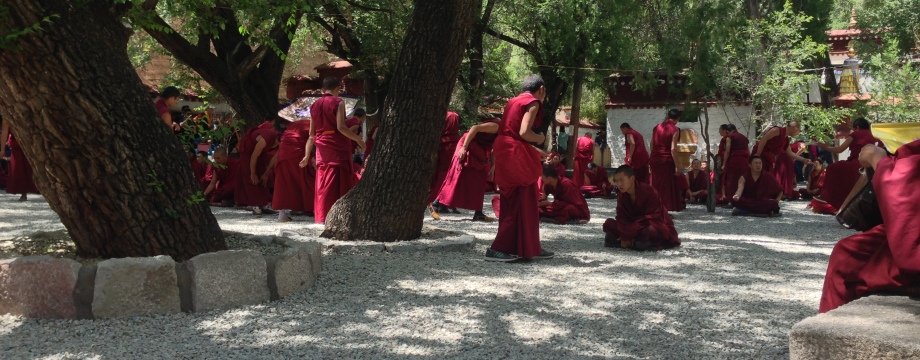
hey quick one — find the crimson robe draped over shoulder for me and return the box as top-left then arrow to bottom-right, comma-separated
438,119 -> 500,212
208,157 -> 241,203
758,126 -> 788,173
721,132 -> 750,203
624,128 -> 650,184
820,140 -> 920,313
687,170 -> 709,201
649,119 -> 684,212
234,121 -> 279,207
312,94 -> 355,223
429,112 -> 461,203
190,156 -> 212,192
541,177 -> 590,223
817,129 -> 884,211
573,136 -> 595,187
491,92 -> 544,259
273,120 -> 315,212
6,133 -> 38,195
602,182 -> 679,250
582,168 -> 613,197
732,170 -> 782,214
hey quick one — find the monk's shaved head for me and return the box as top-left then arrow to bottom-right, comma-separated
322,76 -> 340,90
615,165 -> 635,178
213,147 -> 228,156
542,163 -> 559,178
522,75 -> 545,93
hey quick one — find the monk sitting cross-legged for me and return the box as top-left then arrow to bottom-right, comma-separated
686,159 -> 710,204
539,164 -> 590,224
731,156 -> 782,217
603,165 -> 680,251
582,162 -> 615,198
203,147 -> 241,207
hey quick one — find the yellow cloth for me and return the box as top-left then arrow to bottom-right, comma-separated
872,123 -> 920,153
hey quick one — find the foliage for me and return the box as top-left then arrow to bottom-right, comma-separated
0,5 -> 56,50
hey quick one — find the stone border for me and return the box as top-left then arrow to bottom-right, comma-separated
278,230 -> 480,254
0,236 -> 322,320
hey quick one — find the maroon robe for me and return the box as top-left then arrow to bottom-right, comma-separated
820,140 -> 920,312
732,170 -> 782,214
800,168 -> 825,200
758,126 -> 788,173
540,177 -> 590,223
602,182 -> 680,250
491,92 -> 544,259
623,128 -> 650,184
312,94 -> 355,223
6,133 -> 39,195
234,121 -> 278,207
721,132 -> 750,204
208,158 -> 241,203
817,129 -> 883,211
687,170 -> 710,202
272,120 -> 315,212
573,136 -> 595,187
437,119 -> 500,212
582,168 -> 614,197
555,162 -> 567,179
775,151 -> 797,199
190,156 -> 211,192
429,112 -> 461,203
649,119 -> 685,212
364,124 -> 379,160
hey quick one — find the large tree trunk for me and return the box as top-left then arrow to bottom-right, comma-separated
0,0 -> 225,260
537,69 -> 568,152
321,0 -> 480,241
461,0 -> 499,122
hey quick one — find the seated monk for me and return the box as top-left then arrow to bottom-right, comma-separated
582,163 -> 614,198
801,157 -> 826,201
820,142 -> 920,313
191,151 -> 212,192
686,159 -> 710,204
203,147 -> 241,206
731,156 -> 782,217
603,165 -> 680,251
538,164 -> 590,224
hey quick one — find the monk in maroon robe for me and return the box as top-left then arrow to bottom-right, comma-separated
620,123 -> 650,184
731,156 -> 782,217
819,141 -> 920,312
539,164 -> 590,224
753,122 -> 811,199
203,147 -> 240,206
235,120 -> 280,214
686,159 -> 710,204
603,165 -> 680,251
1,121 -> 39,201
814,117 -> 884,212
487,75 -> 554,262
573,133 -> 595,187
649,109 -> 685,212
305,77 -> 366,224
191,152 -> 212,192
547,152 -> 567,179
426,111 -> 462,217
433,118 -> 500,221
582,162 -> 614,198
800,158 -> 825,201
719,124 -> 750,205
271,119 -> 315,221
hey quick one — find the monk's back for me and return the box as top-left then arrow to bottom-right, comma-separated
847,129 -> 881,161
650,119 -> 677,161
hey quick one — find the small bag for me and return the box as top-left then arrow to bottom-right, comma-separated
836,168 -> 883,231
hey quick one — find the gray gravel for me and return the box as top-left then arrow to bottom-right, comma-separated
0,191 -> 852,359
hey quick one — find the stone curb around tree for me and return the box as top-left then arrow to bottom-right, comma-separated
278,230 -> 479,254
0,237 -> 323,320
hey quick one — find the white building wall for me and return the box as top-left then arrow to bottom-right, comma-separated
605,105 -> 756,167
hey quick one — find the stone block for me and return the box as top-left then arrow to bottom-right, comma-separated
0,256 -> 81,319
790,296 -> 920,360
428,237 -> 477,252
186,250 -> 270,312
302,242 -> 323,276
384,242 -> 428,253
92,256 -> 180,318
268,247 -> 315,300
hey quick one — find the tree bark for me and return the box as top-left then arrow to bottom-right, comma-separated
0,0 -> 225,260
321,0 -> 480,241
565,53 -> 587,167
461,0 -> 498,122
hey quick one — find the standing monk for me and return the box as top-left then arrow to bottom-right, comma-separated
203,147 -> 240,206
538,164 -> 589,224
686,159 -> 709,204
1,120 -> 39,201
272,119 -> 315,222
433,118 -> 501,222
304,77 -> 366,224
649,109 -> 685,212
603,165 -> 680,251
427,111 -> 462,217
753,121 -> 811,199
731,156 -> 783,217
486,75 -> 554,262
235,119 -> 280,215
819,142 -> 920,312
719,124 -> 750,205
573,132 -> 596,187
814,117 -> 884,212
620,123 -> 650,184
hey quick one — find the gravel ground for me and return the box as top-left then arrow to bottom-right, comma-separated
0,191 -> 853,359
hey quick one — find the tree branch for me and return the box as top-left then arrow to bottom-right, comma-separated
342,0 -> 392,13
484,27 -> 533,54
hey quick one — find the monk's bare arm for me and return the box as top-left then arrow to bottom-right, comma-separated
300,137 -> 315,168
204,175 -> 218,196
519,103 -> 545,144
733,177 -> 745,201
263,151 -> 279,183
819,136 -> 852,154
335,102 -> 365,150
626,134 -> 635,162
251,137 -> 266,174
722,137 -> 732,169
785,145 -> 810,164
671,132 -> 679,172
755,127 -> 779,156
